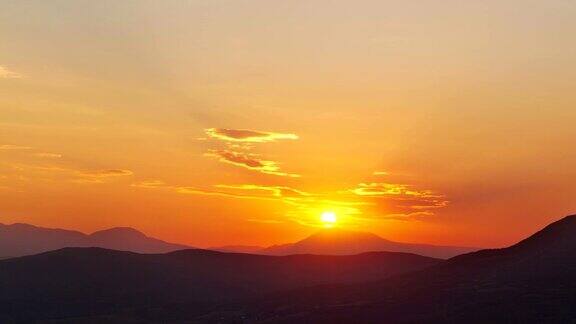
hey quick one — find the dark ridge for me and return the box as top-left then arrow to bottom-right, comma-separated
89,227 -> 147,238
228,214 -> 576,323
447,214 -> 576,265
0,245 -> 440,322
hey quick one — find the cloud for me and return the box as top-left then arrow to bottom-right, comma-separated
132,180 -> 275,201
134,180 -> 329,213
371,211 -> 436,222
373,171 -> 390,176
33,153 -> 62,159
215,184 -> 310,198
203,127 -> 299,178
225,142 -> 255,151
206,149 -> 300,177
0,145 -> 62,159
75,169 -> 133,183
132,179 -> 410,228
205,128 -> 298,143
0,66 -> 22,79
80,169 -> 133,177
175,186 -> 254,199
5,163 -> 133,186
0,145 -> 33,150
350,181 -> 449,218
351,182 -> 439,198
131,180 -> 167,189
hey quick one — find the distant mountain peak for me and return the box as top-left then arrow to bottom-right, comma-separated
0,223 -> 85,236
261,227 -> 478,258
89,227 -> 147,238
307,228 -> 388,242
5,223 -> 40,229
0,222 -> 192,257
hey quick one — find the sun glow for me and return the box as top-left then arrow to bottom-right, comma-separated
320,211 -> 338,227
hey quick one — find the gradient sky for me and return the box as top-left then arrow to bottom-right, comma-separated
1,0 -> 576,248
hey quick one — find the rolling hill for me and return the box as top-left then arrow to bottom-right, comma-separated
0,248 -> 439,322
2,215 -> 575,322
208,245 -> 264,254
231,214 -> 576,323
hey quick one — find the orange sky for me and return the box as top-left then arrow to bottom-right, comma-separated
1,0 -> 576,248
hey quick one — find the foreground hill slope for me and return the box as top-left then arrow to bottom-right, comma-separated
237,215 -> 576,323
261,228 -> 478,259
208,245 -> 264,254
0,248 -> 439,322
0,223 -> 191,257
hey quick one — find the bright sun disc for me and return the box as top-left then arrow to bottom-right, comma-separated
320,211 -> 337,224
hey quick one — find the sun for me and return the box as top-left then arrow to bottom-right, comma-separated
320,211 -> 338,227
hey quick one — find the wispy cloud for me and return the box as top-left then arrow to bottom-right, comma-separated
80,169 -> 133,177
351,182 -> 439,198
350,180 -> 449,219
132,180 -> 275,201
215,184 -> 310,198
203,127 -> 300,177
206,149 -> 300,177
131,180 -> 167,189
74,169 -> 134,183
0,144 -> 33,150
175,187 -> 264,199
0,66 -> 22,79
33,153 -> 63,159
134,168 -> 448,226
365,211 -> 436,222
133,179 -> 365,227
4,163 -> 134,187
0,145 -> 64,159
205,128 -> 298,143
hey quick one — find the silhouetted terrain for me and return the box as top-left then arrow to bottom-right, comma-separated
260,228 -> 478,259
227,215 -> 576,323
0,248 -> 438,322
209,245 -> 264,254
0,223 -> 191,257
0,222 -> 476,259
1,215 -> 575,323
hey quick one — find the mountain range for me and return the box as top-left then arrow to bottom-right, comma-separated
228,214 -> 576,323
0,222 -> 478,259
0,223 -> 191,258
0,248 -> 438,322
0,215 -> 575,322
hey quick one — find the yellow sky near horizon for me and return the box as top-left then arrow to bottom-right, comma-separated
1,0 -> 576,248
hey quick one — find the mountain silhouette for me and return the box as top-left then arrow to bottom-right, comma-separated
2,215 -> 576,322
0,248 -> 439,322
0,222 -> 477,259
261,228 -> 478,259
0,223 -> 191,257
231,215 -> 576,323
208,245 -> 264,254
87,227 -> 191,253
